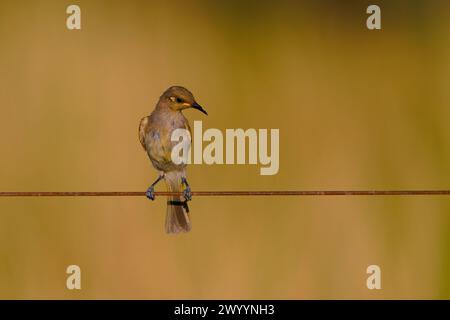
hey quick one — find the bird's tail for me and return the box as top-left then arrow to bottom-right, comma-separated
164,172 -> 191,234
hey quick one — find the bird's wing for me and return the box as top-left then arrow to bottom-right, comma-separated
138,116 -> 149,150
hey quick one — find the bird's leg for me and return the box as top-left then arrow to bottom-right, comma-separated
181,177 -> 192,201
146,174 -> 164,200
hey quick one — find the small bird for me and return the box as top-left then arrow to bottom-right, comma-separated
139,86 -> 207,234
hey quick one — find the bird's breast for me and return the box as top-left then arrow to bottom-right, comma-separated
145,112 -> 191,171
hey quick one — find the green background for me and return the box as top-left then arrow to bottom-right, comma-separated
0,0 -> 449,298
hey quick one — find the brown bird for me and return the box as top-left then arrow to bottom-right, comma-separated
139,86 -> 207,234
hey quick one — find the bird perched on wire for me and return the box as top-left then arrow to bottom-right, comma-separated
139,86 -> 207,234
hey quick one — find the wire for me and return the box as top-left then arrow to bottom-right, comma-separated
0,190 -> 449,197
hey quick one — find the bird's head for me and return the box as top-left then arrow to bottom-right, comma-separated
160,86 -> 207,115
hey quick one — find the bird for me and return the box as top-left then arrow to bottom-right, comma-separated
139,86 -> 207,234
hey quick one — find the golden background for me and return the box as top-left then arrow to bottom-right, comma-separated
0,0 -> 449,299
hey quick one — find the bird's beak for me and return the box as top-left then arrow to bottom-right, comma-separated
192,102 -> 208,115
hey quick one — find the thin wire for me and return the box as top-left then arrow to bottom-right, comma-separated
0,190 -> 449,197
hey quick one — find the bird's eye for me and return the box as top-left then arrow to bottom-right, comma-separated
176,97 -> 183,103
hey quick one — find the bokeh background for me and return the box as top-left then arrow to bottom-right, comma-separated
0,0 -> 449,299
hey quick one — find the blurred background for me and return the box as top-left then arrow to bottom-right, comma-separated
0,0 -> 449,299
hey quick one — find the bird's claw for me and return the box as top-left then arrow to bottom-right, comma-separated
183,186 -> 192,201
146,186 -> 156,200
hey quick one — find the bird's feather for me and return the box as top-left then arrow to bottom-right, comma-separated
138,116 -> 149,150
